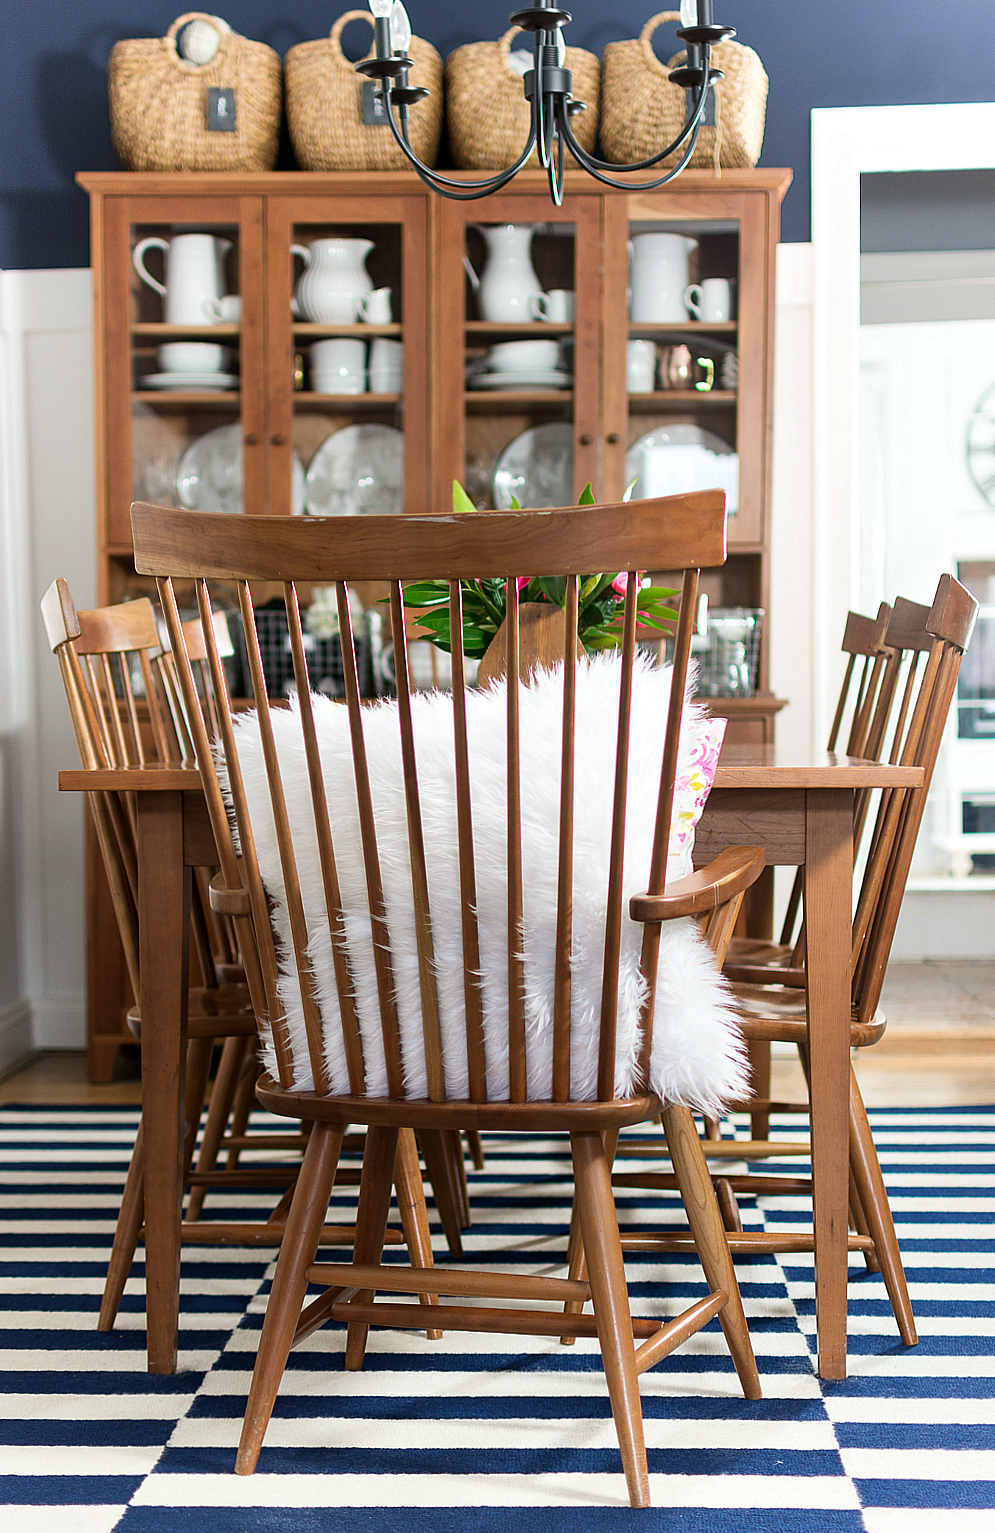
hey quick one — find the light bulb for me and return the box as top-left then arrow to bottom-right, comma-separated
390,1 -> 411,53
369,0 -> 392,18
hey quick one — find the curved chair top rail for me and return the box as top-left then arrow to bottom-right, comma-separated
131,494 -> 728,584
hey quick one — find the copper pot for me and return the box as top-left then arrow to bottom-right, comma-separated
658,344 -> 714,392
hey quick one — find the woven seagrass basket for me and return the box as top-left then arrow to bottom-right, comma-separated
108,12 -> 282,172
446,27 -> 599,170
285,10 -> 443,172
600,12 -> 767,173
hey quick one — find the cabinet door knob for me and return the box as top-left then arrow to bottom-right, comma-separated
244,433 -> 259,446
271,433 -> 286,446
606,432 -> 620,445
579,433 -> 593,447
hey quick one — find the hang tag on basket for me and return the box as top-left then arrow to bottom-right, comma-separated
361,80 -> 388,126
207,86 -> 237,132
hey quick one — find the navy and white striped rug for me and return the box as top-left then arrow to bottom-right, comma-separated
1,1103 -> 992,1531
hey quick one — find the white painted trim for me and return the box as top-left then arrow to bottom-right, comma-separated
0,1001 -> 33,1077
811,102 -> 995,746
0,268 -> 94,1051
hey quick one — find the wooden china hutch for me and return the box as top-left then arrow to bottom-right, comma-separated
79,165 -> 791,1078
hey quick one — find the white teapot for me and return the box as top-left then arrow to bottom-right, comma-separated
291,238 -> 374,324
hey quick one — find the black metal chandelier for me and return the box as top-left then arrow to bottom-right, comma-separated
357,0 -> 735,205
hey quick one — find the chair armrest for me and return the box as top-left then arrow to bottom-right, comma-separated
629,846 -> 765,923
209,867 -> 250,916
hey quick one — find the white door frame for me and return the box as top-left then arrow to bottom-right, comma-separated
810,101 -> 995,745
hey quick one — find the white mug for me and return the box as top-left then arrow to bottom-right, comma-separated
369,337 -> 404,394
311,338 -> 366,393
529,289 -> 575,323
204,293 -> 242,324
359,287 -> 393,324
626,339 -> 657,393
685,277 -> 734,322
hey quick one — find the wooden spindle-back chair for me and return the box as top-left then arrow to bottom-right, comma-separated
615,574 -> 979,1349
42,580 -> 436,1337
132,492 -> 767,1510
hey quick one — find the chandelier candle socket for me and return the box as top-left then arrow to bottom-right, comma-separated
357,0 -> 735,204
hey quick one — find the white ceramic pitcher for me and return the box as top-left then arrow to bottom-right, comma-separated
629,232 -> 699,323
291,238 -> 374,324
465,225 -> 542,323
132,233 -> 232,325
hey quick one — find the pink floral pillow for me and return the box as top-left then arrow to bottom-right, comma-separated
667,714 -> 727,882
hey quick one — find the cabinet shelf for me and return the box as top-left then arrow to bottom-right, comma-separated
294,391 -> 401,408
628,390 -> 738,409
464,390 -> 573,411
465,321 -> 574,338
132,390 -> 240,407
132,323 -> 240,338
293,322 -> 402,337
628,321 -> 737,335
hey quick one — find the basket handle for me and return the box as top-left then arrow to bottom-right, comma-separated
328,9 -> 377,67
638,12 -> 683,75
165,12 -> 228,53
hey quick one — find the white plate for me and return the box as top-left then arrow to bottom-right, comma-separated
142,372 -> 239,391
492,422 -> 575,510
625,424 -> 738,516
176,423 -> 305,515
471,370 -> 573,391
304,423 -> 404,516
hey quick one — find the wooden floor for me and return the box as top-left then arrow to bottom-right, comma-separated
2,961 -> 993,1108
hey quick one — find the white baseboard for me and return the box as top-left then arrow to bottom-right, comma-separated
31,996 -> 86,1050
0,1000 -> 33,1076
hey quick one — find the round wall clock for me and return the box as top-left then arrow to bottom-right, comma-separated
967,381 -> 995,507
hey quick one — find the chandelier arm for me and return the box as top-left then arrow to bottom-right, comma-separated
380,85 -> 538,198
563,58 -> 714,175
547,116 -> 565,206
559,104 -> 703,193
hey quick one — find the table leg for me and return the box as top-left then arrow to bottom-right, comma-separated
804,787 -> 853,1380
137,792 -> 190,1374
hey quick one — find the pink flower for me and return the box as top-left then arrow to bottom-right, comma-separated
611,571 -> 645,597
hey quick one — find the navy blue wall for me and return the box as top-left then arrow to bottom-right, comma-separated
3,1 -> 995,268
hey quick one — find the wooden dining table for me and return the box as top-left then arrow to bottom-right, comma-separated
60,742 -> 922,1381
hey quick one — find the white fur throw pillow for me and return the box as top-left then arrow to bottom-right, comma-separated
225,652 -> 747,1111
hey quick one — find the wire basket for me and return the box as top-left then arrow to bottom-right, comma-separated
691,607 -> 763,697
249,604 -> 379,700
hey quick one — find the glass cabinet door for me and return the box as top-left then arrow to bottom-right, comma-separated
602,188 -> 768,548
267,193 -> 431,519
102,195 -> 266,553
438,190 -> 602,511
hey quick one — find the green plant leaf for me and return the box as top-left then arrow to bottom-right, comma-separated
452,480 -> 476,516
400,581 -> 450,607
535,575 -> 566,606
577,482 -> 596,506
622,478 -> 638,503
510,495 -> 522,510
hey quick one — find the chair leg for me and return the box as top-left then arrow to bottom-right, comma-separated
561,1128 -> 618,1344
747,1039 -> 772,1141
187,1034 -> 251,1222
235,1121 -> 343,1475
98,1119 -> 145,1331
225,1049 -> 258,1170
465,1130 -> 485,1170
416,1128 -> 464,1258
848,1069 -> 917,1345
571,1130 -> 650,1510
849,1165 -> 880,1273
182,1036 -> 214,1178
394,1127 -> 442,1341
449,1128 -> 472,1228
662,1105 -> 762,1402
345,1125 -> 400,1371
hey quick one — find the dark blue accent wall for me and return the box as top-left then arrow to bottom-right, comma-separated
3,1 -> 995,269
